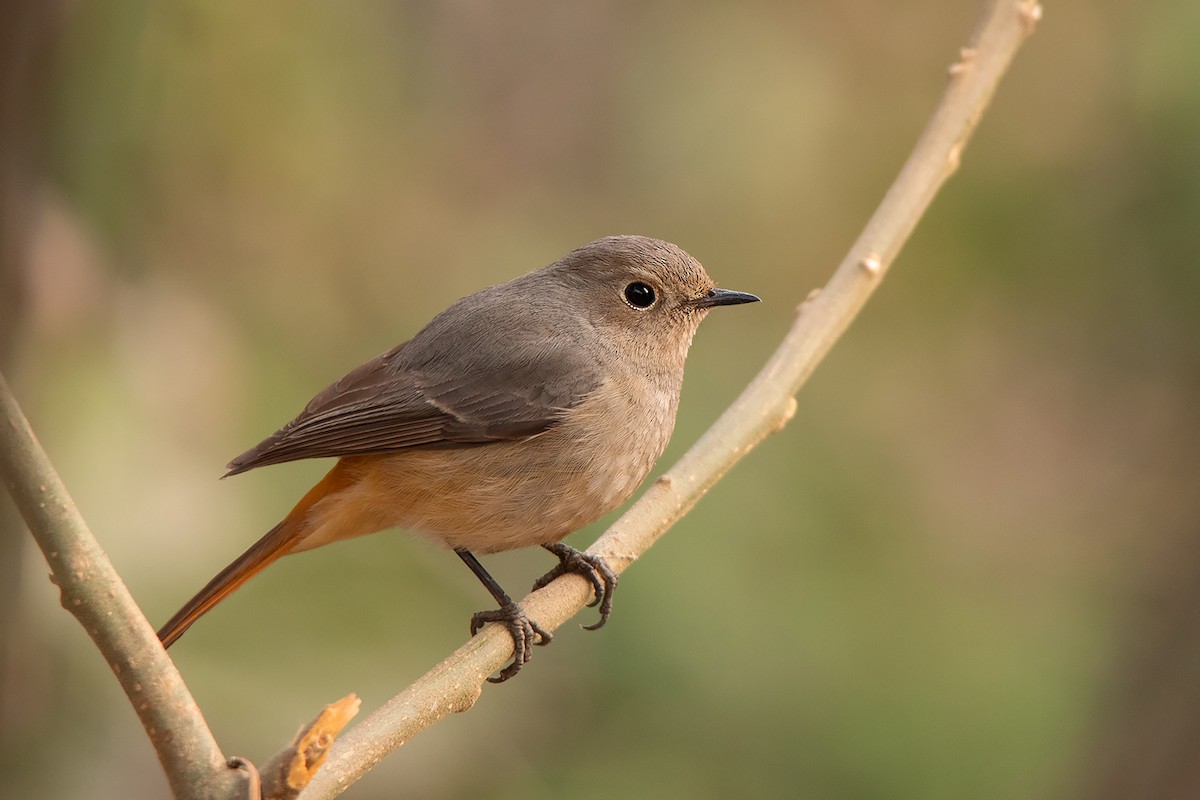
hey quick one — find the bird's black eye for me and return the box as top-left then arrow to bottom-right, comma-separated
624,281 -> 656,309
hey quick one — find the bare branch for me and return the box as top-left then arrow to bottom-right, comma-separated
0,373 -> 245,800
300,1 -> 1043,797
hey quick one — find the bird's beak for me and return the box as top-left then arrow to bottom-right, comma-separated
687,287 -> 761,309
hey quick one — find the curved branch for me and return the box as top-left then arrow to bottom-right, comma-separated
0,373 -> 244,800
300,1 -> 1043,797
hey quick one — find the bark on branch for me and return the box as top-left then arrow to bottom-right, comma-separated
0,373 -> 245,799
299,2 -> 1043,797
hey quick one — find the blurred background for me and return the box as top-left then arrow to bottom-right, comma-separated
2,1 -> 1199,798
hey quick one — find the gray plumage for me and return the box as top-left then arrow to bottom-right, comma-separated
158,234 -> 758,678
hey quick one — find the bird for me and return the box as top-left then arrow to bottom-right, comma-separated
157,235 -> 759,681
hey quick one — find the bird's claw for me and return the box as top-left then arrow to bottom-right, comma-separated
533,543 -> 618,631
470,601 -> 552,683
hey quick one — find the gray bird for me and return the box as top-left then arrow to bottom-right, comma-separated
158,235 -> 759,681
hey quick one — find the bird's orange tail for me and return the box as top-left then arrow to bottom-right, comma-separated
157,463 -> 354,648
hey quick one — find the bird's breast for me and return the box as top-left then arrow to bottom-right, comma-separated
558,374 -> 680,513
337,372 -> 682,554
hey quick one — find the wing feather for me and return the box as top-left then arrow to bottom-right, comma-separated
225,335 -> 601,476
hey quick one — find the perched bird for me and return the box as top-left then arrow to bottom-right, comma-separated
158,235 -> 759,681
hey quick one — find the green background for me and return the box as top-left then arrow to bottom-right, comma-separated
3,2 -> 1199,798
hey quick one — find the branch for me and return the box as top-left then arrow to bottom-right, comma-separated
260,694 -> 362,800
299,1 -> 1043,797
0,373 -> 244,800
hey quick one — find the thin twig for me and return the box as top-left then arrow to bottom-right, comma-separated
0,373 -> 245,800
300,1 -> 1042,797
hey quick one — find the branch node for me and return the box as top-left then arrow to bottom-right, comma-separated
773,397 -> 799,433
261,694 -> 361,800
948,47 -> 977,77
795,287 -> 822,318
947,141 -> 964,174
454,682 -> 484,713
1018,1 -> 1043,33
227,756 -> 262,799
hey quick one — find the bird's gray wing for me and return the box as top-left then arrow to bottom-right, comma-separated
224,340 -> 601,476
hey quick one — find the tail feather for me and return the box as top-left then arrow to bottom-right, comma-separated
158,462 -> 355,648
157,519 -> 297,647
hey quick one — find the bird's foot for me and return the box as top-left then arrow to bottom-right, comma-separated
533,542 -> 618,631
470,601 -> 552,683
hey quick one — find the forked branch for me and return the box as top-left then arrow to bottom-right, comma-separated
0,2 -> 1039,797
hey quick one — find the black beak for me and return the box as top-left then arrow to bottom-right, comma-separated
688,287 -> 761,309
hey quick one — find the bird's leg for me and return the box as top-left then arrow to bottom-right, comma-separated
455,549 -> 551,683
532,542 -> 618,631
